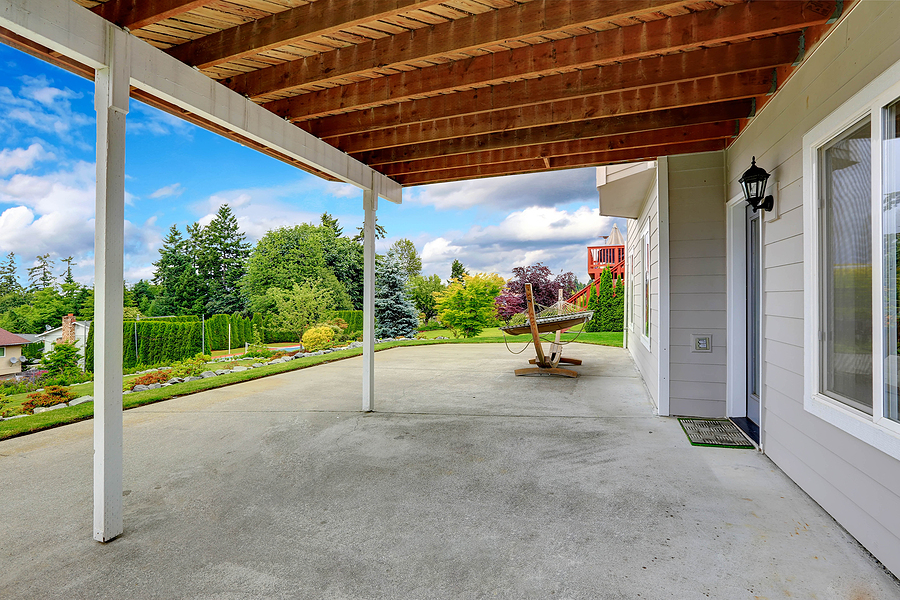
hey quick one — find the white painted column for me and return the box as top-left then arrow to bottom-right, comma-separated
362,189 -> 377,412
93,24 -> 128,543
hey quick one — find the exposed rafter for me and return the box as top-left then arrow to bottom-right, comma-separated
305,34 -> 801,140
264,0 -> 833,121
376,123 -> 738,177
394,140 -> 729,186
221,0 -> 697,97
90,0 -> 214,31
333,73 -> 771,154
166,0 -> 449,69
354,100 -> 754,166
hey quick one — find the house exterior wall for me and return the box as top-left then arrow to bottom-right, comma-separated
0,344 -> 23,377
726,0 -> 900,576
667,152 -> 728,417
626,180 -> 661,409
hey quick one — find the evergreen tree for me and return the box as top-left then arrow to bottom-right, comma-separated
0,253 -> 21,296
320,212 -> 343,237
449,259 -> 468,285
152,225 -> 203,315
27,253 -> 55,291
375,255 -> 419,338
60,256 -> 76,285
598,267 -> 615,331
387,238 -> 422,281
197,204 -> 250,314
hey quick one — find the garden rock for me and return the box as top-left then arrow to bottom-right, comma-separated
68,396 -> 93,406
232,366 -> 248,372
200,371 -> 217,378
132,384 -> 150,392
148,383 -> 162,390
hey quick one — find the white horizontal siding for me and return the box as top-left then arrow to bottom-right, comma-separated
725,0 -> 900,576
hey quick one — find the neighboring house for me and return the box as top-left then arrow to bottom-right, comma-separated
35,314 -> 91,369
0,327 -> 28,379
597,1 -> 900,578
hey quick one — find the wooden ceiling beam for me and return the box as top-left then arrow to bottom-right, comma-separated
90,0 -> 214,31
355,99 -> 752,165
265,0 -> 833,121
377,122 -> 737,177
166,0 -> 449,69
307,34 -> 801,140
225,0 -> 695,97
331,70 -> 773,154
393,140 -> 729,186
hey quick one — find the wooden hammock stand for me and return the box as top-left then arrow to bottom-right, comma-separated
500,283 -> 591,378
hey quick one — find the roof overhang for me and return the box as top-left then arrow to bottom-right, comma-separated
597,162 -> 657,219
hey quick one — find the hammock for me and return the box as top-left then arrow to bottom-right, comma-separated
500,283 -> 592,377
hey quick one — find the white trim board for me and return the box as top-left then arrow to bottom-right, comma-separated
0,0 -> 402,204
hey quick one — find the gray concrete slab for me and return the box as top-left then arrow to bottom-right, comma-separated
1,344 -> 898,599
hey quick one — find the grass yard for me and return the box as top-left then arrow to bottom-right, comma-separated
418,325 -> 624,347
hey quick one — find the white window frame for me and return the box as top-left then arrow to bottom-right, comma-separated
641,224 -> 651,350
803,57 -> 900,460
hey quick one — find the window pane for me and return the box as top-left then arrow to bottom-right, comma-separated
821,119 -> 872,413
884,100 -> 900,423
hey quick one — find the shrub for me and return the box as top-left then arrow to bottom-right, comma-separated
302,325 -> 334,352
22,385 -> 76,414
124,371 -> 171,391
168,354 -> 212,379
43,342 -> 82,377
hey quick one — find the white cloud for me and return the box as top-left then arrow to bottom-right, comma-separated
407,168 -> 597,211
0,161 -> 163,285
0,143 -> 54,176
150,183 -> 184,199
418,205 -> 625,282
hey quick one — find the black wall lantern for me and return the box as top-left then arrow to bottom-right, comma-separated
739,156 -> 774,212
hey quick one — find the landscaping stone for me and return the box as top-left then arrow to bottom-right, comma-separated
68,396 -> 92,406
200,371 -> 217,378
132,384 -> 150,392
232,366 -> 248,372
148,383 -> 162,390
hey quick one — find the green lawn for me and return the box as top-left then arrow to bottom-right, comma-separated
0,332 -> 624,441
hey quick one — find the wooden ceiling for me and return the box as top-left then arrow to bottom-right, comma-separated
55,1 -> 847,185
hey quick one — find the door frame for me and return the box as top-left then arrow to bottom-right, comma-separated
726,194 -> 749,420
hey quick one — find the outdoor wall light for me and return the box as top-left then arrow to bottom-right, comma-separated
739,156 -> 775,212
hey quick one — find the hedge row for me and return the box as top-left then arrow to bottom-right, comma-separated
204,313 -> 252,351
334,310 -> 363,333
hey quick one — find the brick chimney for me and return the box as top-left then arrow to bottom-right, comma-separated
61,313 -> 76,344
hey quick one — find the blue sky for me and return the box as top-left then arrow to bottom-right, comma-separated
0,43 -> 624,288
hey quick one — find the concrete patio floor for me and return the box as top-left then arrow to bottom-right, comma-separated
1,343 -> 898,599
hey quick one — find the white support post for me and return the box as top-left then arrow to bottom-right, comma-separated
93,23 -> 128,543
362,189 -> 377,412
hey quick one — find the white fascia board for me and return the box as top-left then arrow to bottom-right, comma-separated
0,0 -> 401,204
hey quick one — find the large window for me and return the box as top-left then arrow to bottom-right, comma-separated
642,227 -> 651,344
805,60 -> 900,456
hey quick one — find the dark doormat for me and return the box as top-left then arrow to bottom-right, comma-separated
677,418 -> 755,449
